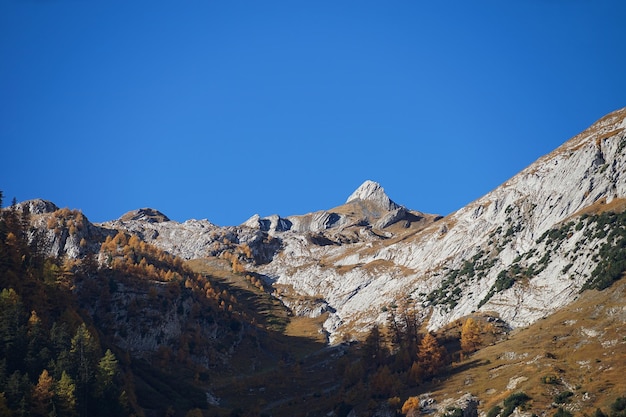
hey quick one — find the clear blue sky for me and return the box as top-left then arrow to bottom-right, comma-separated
2,1 -> 625,226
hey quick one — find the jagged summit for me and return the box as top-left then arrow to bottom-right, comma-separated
345,180 -> 400,211
16,199 -> 59,215
16,106 -> 626,346
119,208 -> 170,223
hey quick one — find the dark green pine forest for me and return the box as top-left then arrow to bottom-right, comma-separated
0,192 -> 129,416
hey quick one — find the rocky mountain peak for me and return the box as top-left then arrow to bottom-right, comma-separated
119,208 -> 170,223
345,180 -> 400,211
16,199 -> 59,215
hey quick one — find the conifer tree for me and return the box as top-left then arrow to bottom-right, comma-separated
69,324 -> 97,415
0,393 -> 11,417
408,360 -> 421,384
32,369 -> 54,417
369,365 -> 396,398
0,289 -> 27,375
26,310 -> 49,376
460,317 -> 481,357
362,325 -> 388,368
416,332 -> 446,379
56,371 -> 77,417
95,349 -> 117,397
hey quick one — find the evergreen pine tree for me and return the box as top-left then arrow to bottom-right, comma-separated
69,324 -> 97,416
55,371 -> 77,417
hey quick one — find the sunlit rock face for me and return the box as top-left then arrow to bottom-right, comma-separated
345,179 -> 401,211
252,107 -> 626,340
21,107 -> 626,343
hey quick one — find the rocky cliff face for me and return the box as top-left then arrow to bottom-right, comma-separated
17,199 -> 113,258
251,107 -> 626,340
16,107 -> 626,344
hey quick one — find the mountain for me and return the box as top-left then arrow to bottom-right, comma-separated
15,107 -> 626,342
251,107 -> 626,340
3,106 -> 626,417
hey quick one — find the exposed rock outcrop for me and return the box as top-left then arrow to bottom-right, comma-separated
16,107 -> 626,345
346,180 -> 400,211
253,107 -> 626,340
120,207 -> 170,223
17,198 -> 59,215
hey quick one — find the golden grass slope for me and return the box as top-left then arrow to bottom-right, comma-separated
428,280 -> 626,416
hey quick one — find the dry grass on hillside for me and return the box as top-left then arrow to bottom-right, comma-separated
284,314 -> 329,344
426,281 -> 626,416
566,197 -> 626,220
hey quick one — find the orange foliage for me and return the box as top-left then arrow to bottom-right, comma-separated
460,317 -> 482,356
100,231 -> 189,282
415,332 -> 446,380
402,396 -> 421,416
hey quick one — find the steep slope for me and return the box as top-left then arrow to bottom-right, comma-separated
4,107 -> 626,417
425,279 -> 626,417
12,108 -> 626,345
253,107 -> 626,341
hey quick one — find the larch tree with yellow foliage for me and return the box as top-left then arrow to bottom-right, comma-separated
402,396 -> 421,417
460,317 -> 482,357
416,332 -> 446,380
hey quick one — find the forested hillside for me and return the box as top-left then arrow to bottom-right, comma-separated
0,193 -> 251,416
0,191 -> 500,417
1,193 -> 626,417
0,192 -> 131,416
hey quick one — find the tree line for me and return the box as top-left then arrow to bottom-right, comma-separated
0,192 -> 130,416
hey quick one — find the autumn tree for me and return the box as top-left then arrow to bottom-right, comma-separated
342,361 -> 365,388
369,365 -> 397,398
25,310 -> 49,376
408,360 -> 422,385
386,304 -> 422,372
460,317 -> 481,357
185,409 -> 203,417
32,369 -> 55,416
402,396 -> 421,417
415,332 -> 446,380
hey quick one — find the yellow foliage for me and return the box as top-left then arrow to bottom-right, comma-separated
128,234 -> 141,248
388,396 -> 401,410
28,310 -> 41,328
417,333 -> 446,378
238,243 -> 253,259
369,365 -> 396,397
460,317 -> 482,355
402,396 -> 421,415
231,257 -> 245,273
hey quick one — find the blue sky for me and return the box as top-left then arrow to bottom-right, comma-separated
2,1 -> 625,226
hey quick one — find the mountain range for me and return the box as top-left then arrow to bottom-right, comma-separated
27,107 -> 626,340
3,106 -> 626,417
